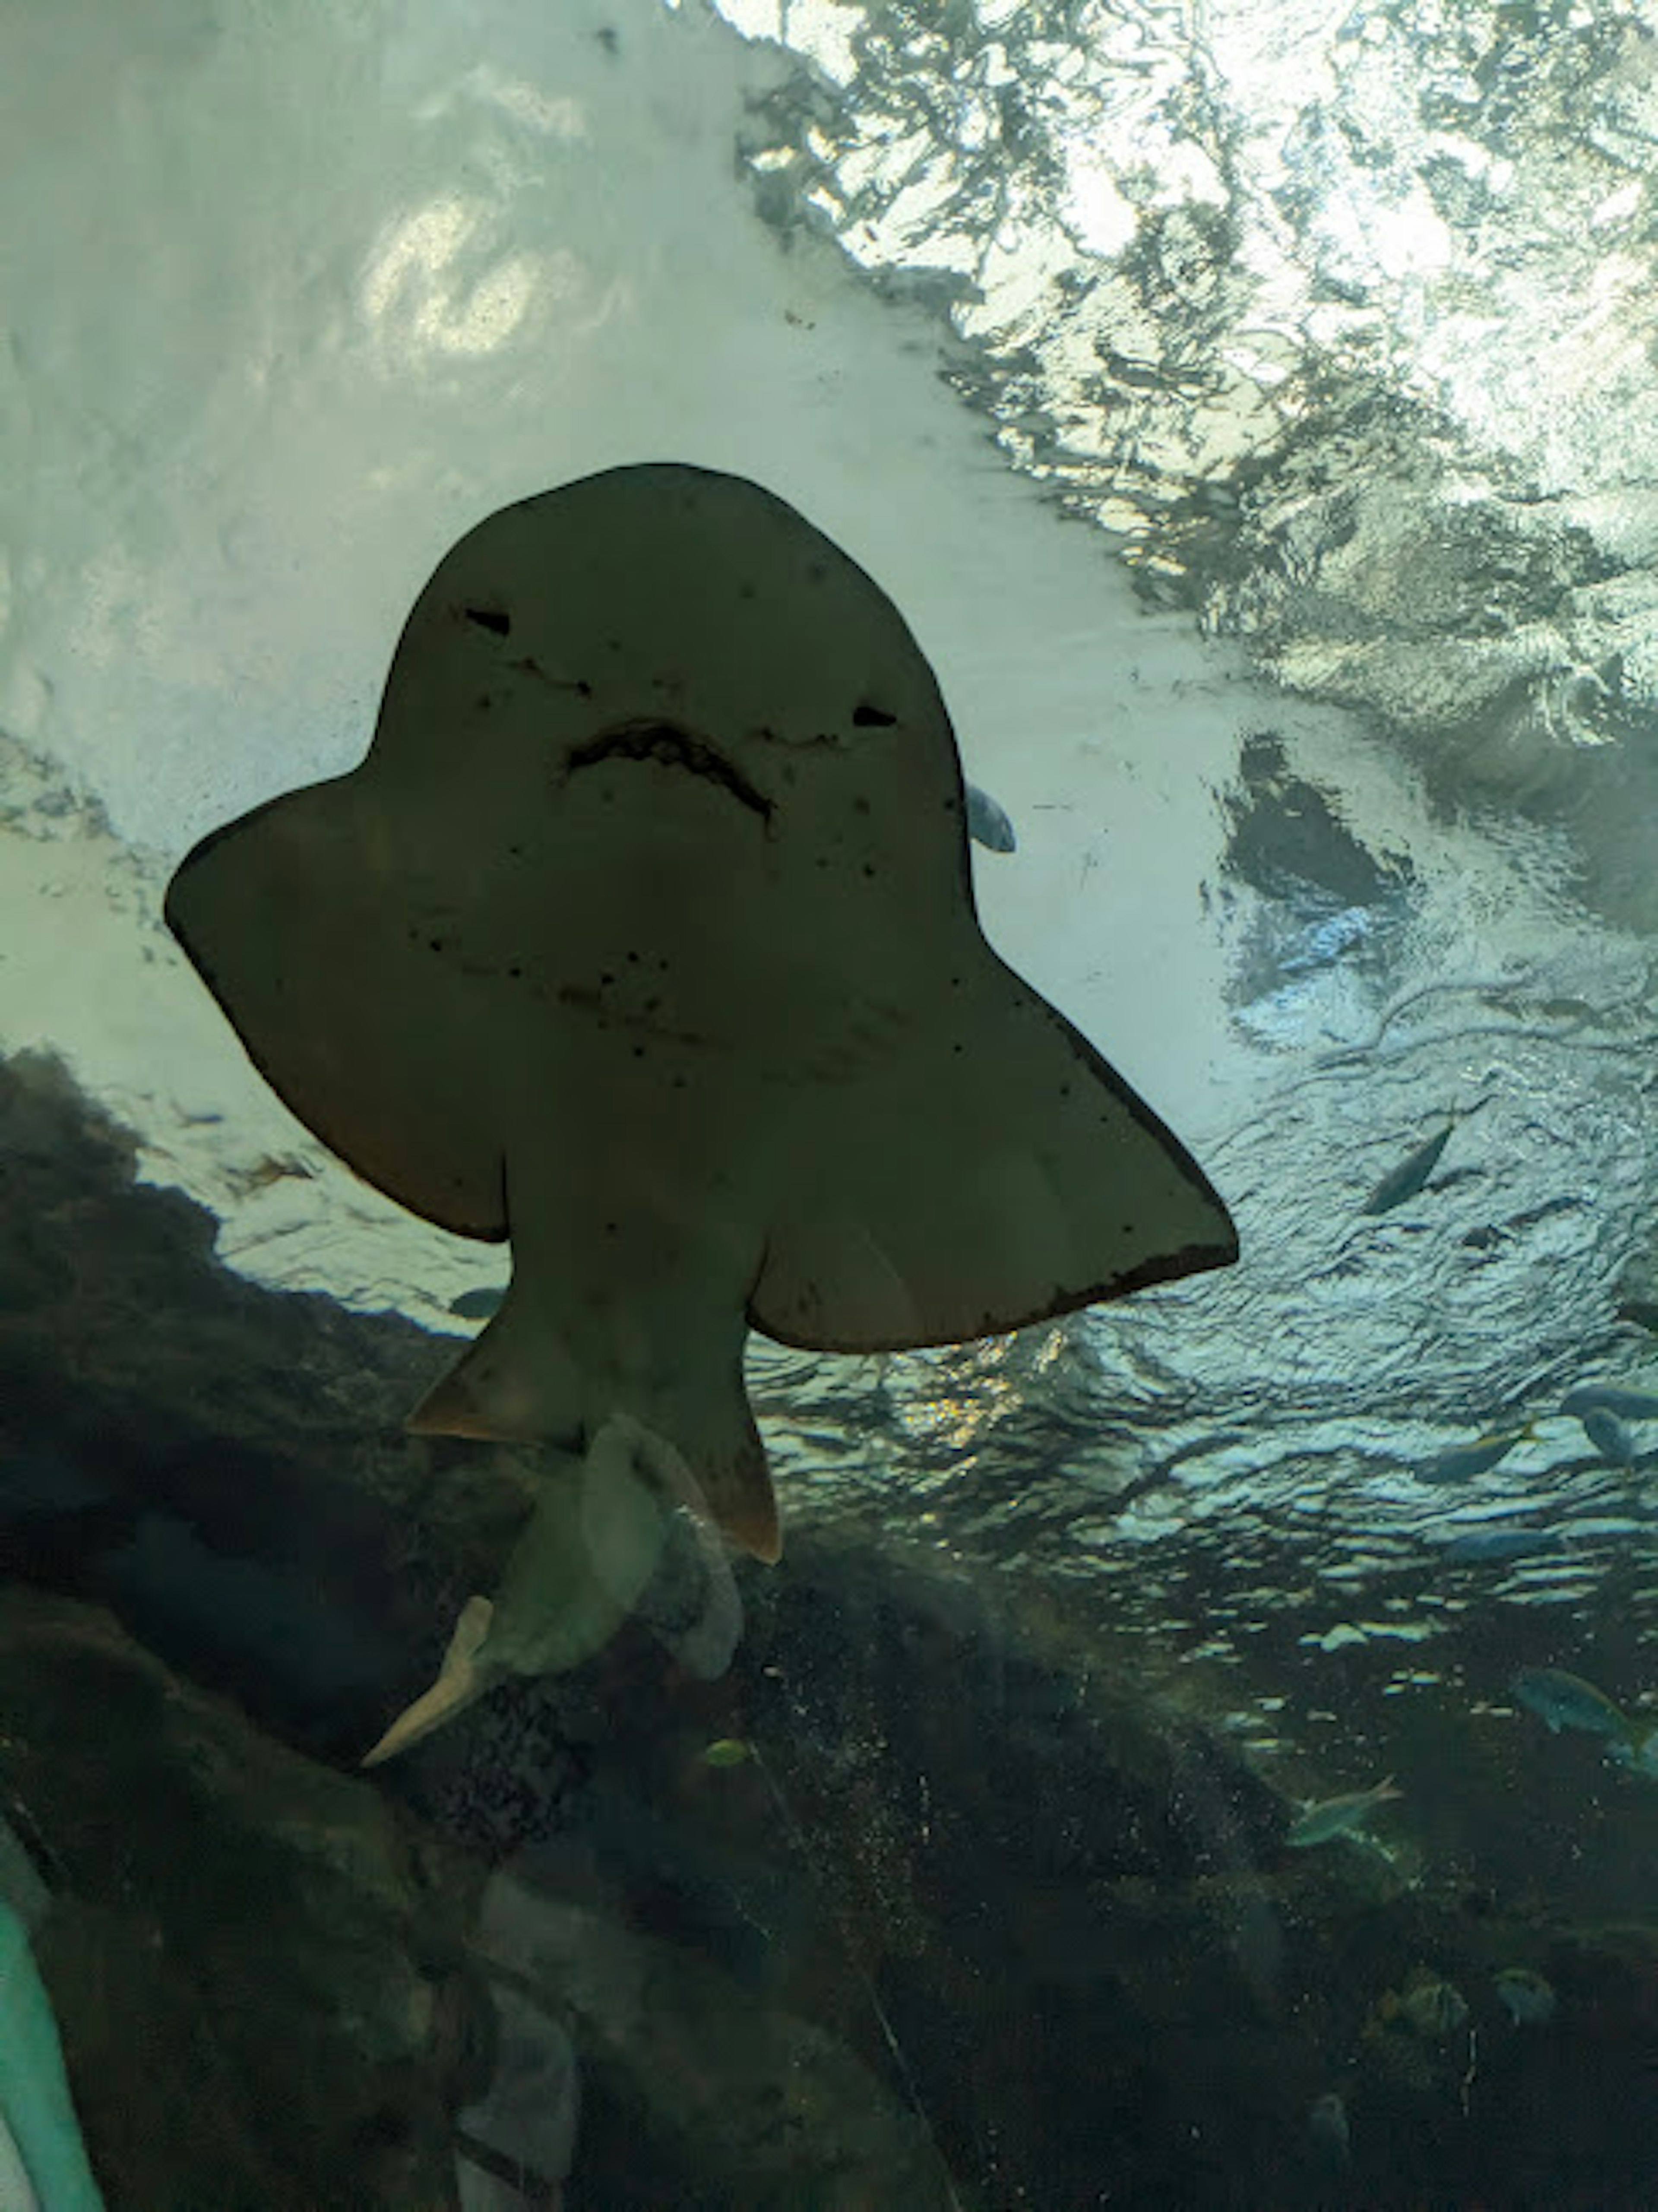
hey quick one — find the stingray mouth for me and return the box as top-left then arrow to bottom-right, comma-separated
567,720 -> 772,825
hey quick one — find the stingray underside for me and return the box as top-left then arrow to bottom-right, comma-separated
165,463 -> 1236,1565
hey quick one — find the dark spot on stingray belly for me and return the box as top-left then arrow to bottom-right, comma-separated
566,719 -> 772,823
555,979 -> 706,1051
507,653 -> 591,697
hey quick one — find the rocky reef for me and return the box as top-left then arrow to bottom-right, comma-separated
7,1046 -> 1658,2208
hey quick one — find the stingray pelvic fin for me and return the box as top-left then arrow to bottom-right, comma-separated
700,1432 -> 781,1564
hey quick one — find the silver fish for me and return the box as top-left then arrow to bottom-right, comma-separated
1286,1776 -> 1402,1848
1361,1120 -> 1455,1215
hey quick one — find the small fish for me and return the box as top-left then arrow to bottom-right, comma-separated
1286,1775 -> 1402,1848
1442,1525 -> 1551,1563
1306,2091 -> 1350,2169
448,1285 -> 507,1321
1386,1973 -> 1469,2038
1561,1383 -> 1658,1422
699,1737 -> 753,1769
1511,1665 -> 1637,1750
1581,1407 -> 1636,1468
965,781 -> 1017,854
1493,1966 -> 1556,2026
1415,1423 -> 1533,1485
1360,1119 -> 1455,1215
1601,1723 -> 1658,1779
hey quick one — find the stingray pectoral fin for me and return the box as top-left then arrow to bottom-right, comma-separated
753,963 -> 1237,1352
164,781 -> 506,1241
361,1595 -> 495,1767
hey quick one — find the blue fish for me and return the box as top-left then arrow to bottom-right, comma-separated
965,781 -> 1017,854
1361,1120 -> 1455,1215
1442,1525 -> 1551,1563
1581,1407 -> 1636,1468
1512,1665 -> 1637,1750
1416,1422 -> 1533,1485
1561,1384 -> 1658,1422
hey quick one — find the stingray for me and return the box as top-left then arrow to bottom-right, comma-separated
166,461 -> 1236,1754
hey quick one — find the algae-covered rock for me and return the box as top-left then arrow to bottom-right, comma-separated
472,1870 -> 960,2211
0,1589 -> 485,2211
